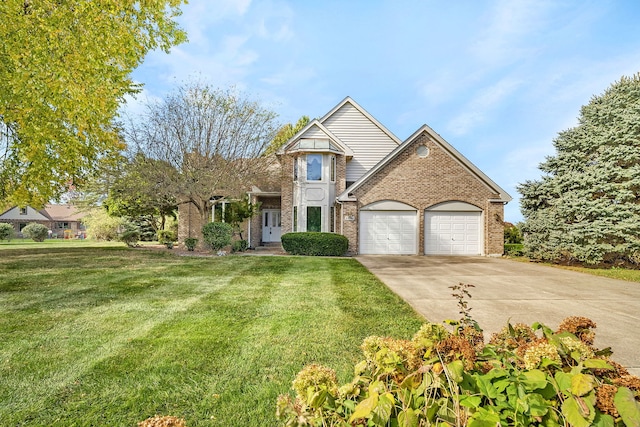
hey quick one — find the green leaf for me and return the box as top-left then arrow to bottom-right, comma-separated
583,359 -> 613,370
614,387 -> 640,427
521,369 -> 549,390
592,412 -> 615,427
398,408 -> 419,427
348,393 -> 378,422
526,393 -> 550,417
446,360 -> 464,384
555,371 -> 572,394
562,396 -> 592,427
371,392 -> 394,426
570,373 -> 595,396
468,407 -> 502,427
459,394 -> 482,409
476,375 -> 499,399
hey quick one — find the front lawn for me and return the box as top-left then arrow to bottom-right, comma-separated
0,246 -> 424,426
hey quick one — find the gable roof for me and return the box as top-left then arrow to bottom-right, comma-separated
337,124 -> 513,203
277,120 -> 354,156
0,204 -> 86,221
319,97 -> 402,145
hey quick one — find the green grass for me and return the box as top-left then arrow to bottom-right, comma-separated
507,256 -> 640,283
0,243 -> 424,426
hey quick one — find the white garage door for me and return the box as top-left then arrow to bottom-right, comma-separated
360,211 -> 417,255
425,211 -> 481,255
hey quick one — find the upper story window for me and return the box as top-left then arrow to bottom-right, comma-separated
306,154 -> 322,181
293,157 -> 298,181
19,207 -> 27,215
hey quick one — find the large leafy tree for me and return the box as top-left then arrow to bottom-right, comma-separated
127,81 -> 280,227
518,73 -> 640,265
0,0 -> 187,207
104,153 -> 178,233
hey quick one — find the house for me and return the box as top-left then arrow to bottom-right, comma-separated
182,97 -> 512,255
0,204 -> 87,238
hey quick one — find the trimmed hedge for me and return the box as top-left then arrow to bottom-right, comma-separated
281,232 -> 348,256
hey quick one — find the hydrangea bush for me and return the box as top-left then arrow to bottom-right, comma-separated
277,315 -> 640,426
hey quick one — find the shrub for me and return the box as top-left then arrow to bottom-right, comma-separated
231,239 -> 248,253
0,222 -> 13,241
277,290 -> 640,427
119,230 -> 140,248
21,223 -> 49,242
504,243 -> 524,257
82,208 -> 126,240
184,237 -> 198,251
202,222 -> 233,251
281,232 -> 348,256
157,230 -> 177,248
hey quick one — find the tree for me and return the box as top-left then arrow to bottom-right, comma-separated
127,82 -> 280,231
263,115 -> 310,156
518,73 -> 640,265
0,0 -> 187,207
104,153 -> 177,233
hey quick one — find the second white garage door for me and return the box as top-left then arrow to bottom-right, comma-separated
425,211 -> 482,255
360,211 -> 417,255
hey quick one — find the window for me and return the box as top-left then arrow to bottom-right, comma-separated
57,222 -> 70,229
330,156 -> 336,182
306,154 -> 322,181
293,157 -> 298,181
19,207 -> 27,215
293,206 -> 298,232
306,206 -> 321,232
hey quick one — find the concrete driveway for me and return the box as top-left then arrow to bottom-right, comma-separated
356,255 -> 640,376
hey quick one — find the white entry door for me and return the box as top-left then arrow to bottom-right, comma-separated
262,210 -> 282,243
425,211 -> 481,255
359,211 -> 417,255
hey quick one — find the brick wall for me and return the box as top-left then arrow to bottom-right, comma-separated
350,131 -> 504,255
177,201 -> 206,244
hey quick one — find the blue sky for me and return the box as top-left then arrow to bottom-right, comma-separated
128,0 -> 640,222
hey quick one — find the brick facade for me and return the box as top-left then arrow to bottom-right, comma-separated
348,131 -> 505,256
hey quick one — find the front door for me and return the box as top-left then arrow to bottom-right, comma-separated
262,210 -> 282,243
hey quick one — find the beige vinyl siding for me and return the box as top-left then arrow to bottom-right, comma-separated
322,103 -> 398,182
299,125 -> 330,139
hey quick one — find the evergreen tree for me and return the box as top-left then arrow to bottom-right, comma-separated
518,73 -> 640,265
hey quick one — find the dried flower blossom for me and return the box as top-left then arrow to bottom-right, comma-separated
558,335 -> 595,361
595,384 -> 619,417
435,336 -> 477,370
460,325 -> 485,351
412,323 -> 451,351
292,364 -> 338,404
613,375 -> 640,391
489,323 -> 536,351
361,336 -> 421,373
557,316 -> 596,346
594,359 -> 629,379
519,339 -> 561,370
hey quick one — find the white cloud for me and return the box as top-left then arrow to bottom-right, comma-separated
471,0 -> 555,65
447,77 -> 522,135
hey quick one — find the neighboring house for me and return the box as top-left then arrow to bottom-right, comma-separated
182,97 -> 512,255
0,204 -> 86,238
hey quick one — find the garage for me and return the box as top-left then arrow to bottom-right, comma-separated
425,202 -> 482,255
359,201 -> 417,255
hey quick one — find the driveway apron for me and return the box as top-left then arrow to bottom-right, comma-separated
356,255 -> 640,376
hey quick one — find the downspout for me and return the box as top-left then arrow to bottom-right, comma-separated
335,198 -> 344,235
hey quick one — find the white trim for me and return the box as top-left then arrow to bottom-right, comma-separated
426,201 -> 482,212
360,200 -> 417,211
